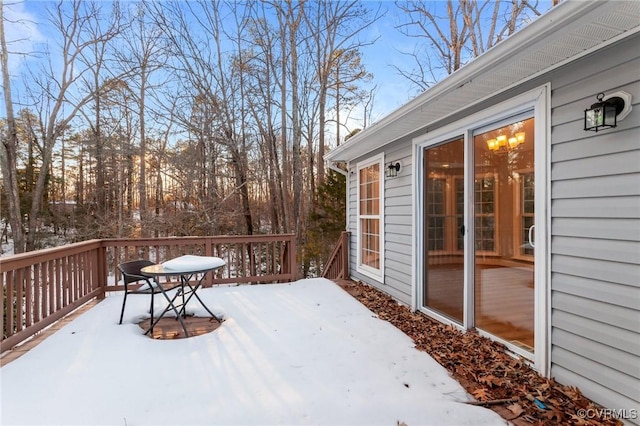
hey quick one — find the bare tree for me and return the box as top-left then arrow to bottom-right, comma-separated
302,1 -> 378,185
328,48 -> 372,148
115,3 -> 167,236
3,0 -> 120,251
149,0 -> 257,236
394,0 -> 550,93
3,0 -> 384,257
281,0 -> 304,239
77,1 -> 123,221
98,78 -> 138,230
245,1 -> 289,234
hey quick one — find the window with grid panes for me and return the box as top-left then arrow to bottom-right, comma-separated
474,177 -> 495,252
521,173 -> 535,256
358,162 -> 381,271
426,178 -> 445,251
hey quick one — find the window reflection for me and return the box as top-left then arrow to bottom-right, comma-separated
423,138 -> 464,323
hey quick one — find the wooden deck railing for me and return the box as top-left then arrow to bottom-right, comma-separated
1,234 -> 296,353
322,231 -> 350,280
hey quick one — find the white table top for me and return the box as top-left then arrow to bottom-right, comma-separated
141,255 -> 225,276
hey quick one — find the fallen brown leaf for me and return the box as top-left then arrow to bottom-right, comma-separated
479,374 -> 504,388
472,388 -> 491,401
507,403 -> 525,417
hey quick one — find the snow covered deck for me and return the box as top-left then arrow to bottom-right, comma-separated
1,278 -> 505,425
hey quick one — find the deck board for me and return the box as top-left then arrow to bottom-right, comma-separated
0,304 -> 222,366
0,300 -> 100,366
138,316 -> 222,339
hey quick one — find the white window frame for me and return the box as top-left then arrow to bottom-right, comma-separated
512,169 -> 535,262
412,84 -> 550,374
356,153 -> 385,281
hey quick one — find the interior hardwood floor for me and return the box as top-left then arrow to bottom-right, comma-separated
476,264 -> 534,349
425,263 -> 534,349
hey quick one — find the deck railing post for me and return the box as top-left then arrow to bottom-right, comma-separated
281,240 -> 289,276
204,237 -> 213,287
341,231 -> 350,279
289,235 -> 297,281
96,243 -> 107,300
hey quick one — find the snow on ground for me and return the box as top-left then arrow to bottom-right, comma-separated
1,278 -> 506,426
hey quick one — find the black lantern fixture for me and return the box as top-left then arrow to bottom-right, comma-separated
584,92 -> 625,132
386,162 -> 401,178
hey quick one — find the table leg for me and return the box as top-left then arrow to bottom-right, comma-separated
180,271 -> 222,323
144,283 -> 190,337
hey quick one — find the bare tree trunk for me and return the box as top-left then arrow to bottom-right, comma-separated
92,65 -> 106,217
266,131 -> 280,232
77,140 -> 84,206
284,0 -> 303,240
0,1 -> 25,252
138,71 -> 148,231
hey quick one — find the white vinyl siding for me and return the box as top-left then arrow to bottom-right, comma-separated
348,144 -> 413,304
383,148 -> 413,304
548,34 -> 640,418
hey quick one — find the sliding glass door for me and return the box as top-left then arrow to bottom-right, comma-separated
423,138 -> 464,323
422,117 -> 536,354
473,117 -> 535,351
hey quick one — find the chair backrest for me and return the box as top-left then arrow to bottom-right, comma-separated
117,259 -> 156,285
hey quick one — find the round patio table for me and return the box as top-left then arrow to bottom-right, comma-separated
141,255 -> 225,337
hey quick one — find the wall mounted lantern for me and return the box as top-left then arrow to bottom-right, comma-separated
386,162 -> 401,178
584,91 -> 632,132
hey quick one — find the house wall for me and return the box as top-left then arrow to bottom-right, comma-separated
345,33 -> 639,418
546,34 -> 640,418
347,141 -> 414,304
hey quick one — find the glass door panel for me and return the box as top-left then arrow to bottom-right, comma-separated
423,138 -> 464,323
473,118 -> 535,351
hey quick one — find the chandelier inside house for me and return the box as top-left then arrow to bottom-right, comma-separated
486,132 -> 525,152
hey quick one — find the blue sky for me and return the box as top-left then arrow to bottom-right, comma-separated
361,3 -> 420,121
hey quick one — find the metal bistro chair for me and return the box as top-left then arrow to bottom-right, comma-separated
117,259 -> 181,327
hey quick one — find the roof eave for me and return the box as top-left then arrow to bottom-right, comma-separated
325,0 -> 627,163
